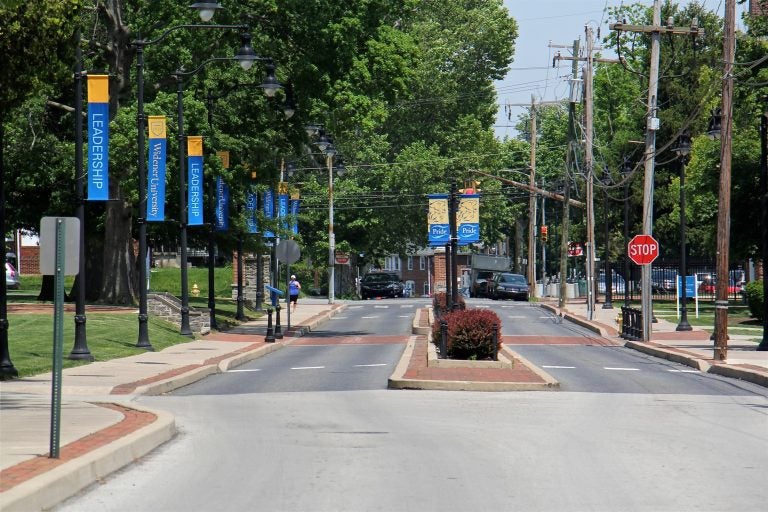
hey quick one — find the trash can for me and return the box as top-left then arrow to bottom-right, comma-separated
548,283 -> 559,298
535,283 -> 544,297
578,279 -> 587,297
567,283 -> 577,299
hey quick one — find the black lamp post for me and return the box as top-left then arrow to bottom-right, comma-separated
758,101 -> 768,351
69,35 -> 93,360
0,121 -> 17,379
602,166 -> 613,309
131,3 -> 248,349
674,131 -> 692,331
621,158 -> 632,308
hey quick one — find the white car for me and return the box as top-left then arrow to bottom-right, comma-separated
596,271 -> 626,294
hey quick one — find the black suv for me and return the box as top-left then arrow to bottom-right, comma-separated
360,272 -> 404,299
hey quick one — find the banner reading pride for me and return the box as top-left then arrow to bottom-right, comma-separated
146,116 -> 166,221
263,188 -> 275,238
187,136 -> 204,226
87,75 -> 109,200
215,176 -> 230,231
457,193 -> 480,245
427,194 -> 449,246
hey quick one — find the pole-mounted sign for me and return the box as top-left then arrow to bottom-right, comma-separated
628,234 -> 659,265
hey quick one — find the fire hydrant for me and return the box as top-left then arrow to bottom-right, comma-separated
616,313 -> 623,332
191,283 -> 200,297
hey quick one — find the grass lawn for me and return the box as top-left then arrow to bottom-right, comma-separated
650,300 -> 761,343
4,266 -> 263,378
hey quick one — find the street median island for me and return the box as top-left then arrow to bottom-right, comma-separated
388,307 -> 559,391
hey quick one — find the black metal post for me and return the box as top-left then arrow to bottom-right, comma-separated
175,75 -> 192,335
207,212 -> 218,331
603,170 -> 613,309
134,40 -> 153,350
0,120 -> 18,379
759,109 -> 768,350
274,305 -> 283,339
677,151 -> 692,331
449,182 -> 459,310
264,307 -> 275,342
440,319 -> 448,358
236,234 -> 246,321
70,36 -> 93,360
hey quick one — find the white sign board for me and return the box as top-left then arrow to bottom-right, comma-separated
40,217 -> 80,276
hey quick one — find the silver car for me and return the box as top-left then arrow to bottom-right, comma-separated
5,262 -> 20,289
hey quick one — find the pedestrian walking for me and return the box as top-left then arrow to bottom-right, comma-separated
289,275 -> 301,312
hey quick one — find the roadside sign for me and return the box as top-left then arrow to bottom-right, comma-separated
567,242 -> 583,257
275,240 -> 300,264
628,234 -> 659,265
334,251 -> 350,265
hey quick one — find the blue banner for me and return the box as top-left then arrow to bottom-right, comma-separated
457,193 -> 480,245
146,116 -> 166,221
278,193 -> 289,231
290,198 -> 300,235
427,194 -> 449,246
215,176 -> 229,231
245,188 -> 258,234
187,136 -> 204,226
87,75 -> 109,200
263,188 -> 275,238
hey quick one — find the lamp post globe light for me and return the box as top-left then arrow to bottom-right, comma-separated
673,131 -> 692,332
132,4 -> 249,348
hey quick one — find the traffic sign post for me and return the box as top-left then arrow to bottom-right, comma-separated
628,234 -> 659,265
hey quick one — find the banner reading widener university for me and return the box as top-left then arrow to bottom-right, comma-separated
457,193 -> 480,245
245,187 -> 258,234
215,176 -> 230,231
146,116 -> 167,221
87,75 -> 109,200
187,136 -> 204,226
427,193 -> 449,246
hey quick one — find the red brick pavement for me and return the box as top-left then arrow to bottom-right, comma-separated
0,403 -> 155,492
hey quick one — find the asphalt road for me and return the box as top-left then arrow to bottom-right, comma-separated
55,298 -> 768,512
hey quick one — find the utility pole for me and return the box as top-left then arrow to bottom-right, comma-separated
560,39 -> 580,309
528,95 -> 537,292
609,1 -> 701,342
584,26 -> 596,320
714,0 -> 736,360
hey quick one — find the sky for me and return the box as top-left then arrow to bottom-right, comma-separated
494,0 -> 748,139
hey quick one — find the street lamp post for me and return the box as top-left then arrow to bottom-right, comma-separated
622,158 -> 632,308
602,167 -> 613,309
759,102 -> 768,351
69,35 -> 93,360
131,5 -> 248,349
674,131 -> 692,331
324,142 -> 337,304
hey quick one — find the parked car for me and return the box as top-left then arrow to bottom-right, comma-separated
698,277 -> 742,296
596,270 -> 626,295
488,272 -> 529,301
5,262 -> 20,290
470,270 -> 495,298
650,268 -> 676,294
360,272 -> 404,299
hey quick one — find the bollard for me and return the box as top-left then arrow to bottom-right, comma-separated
492,323 -> 499,361
264,308 -> 275,343
274,305 -> 283,339
440,320 -> 448,359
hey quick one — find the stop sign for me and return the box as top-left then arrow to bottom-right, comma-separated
628,234 -> 659,265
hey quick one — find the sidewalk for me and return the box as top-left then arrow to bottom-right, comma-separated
2,298 -> 766,511
0,302 -> 344,512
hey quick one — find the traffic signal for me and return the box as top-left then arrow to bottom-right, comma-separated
541,225 -> 548,242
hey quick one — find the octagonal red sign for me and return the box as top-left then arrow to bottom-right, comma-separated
628,234 -> 659,265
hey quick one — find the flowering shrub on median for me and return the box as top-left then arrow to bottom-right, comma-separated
432,308 -> 502,360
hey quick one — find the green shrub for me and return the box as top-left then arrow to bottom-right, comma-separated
432,291 -> 465,318
745,280 -> 764,321
433,309 -> 501,360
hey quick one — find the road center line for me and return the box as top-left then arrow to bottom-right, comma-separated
542,365 -> 576,369
354,364 -> 388,367
291,366 -> 325,370
227,369 -> 261,372
361,316 -> 378,319
604,367 -> 640,371
330,317 -> 348,320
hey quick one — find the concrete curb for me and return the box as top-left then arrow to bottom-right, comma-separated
500,345 -> 560,389
709,363 -> 768,388
624,341 -> 712,372
540,302 -> 611,337
0,404 -> 175,512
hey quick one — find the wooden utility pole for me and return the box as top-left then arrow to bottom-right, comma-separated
714,0 -> 736,360
528,96 -> 537,290
560,40 -> 579,308
584,26 -> 596,320
609,1 -> 702,342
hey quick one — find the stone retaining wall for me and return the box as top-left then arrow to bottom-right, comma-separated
147,292 -> 210,335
